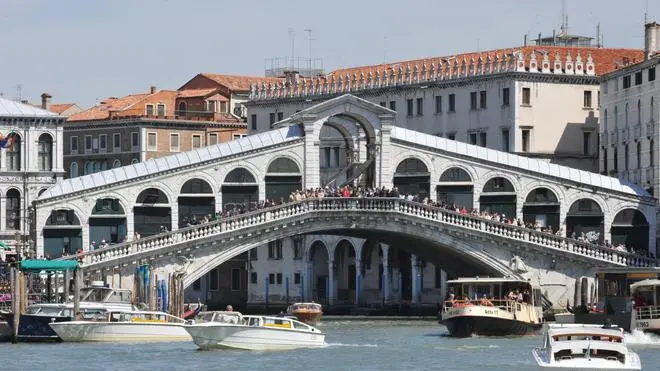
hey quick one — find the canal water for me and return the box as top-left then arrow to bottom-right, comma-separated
2,320 -> 660,370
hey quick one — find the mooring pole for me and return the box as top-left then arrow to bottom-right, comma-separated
10,267 -> 19,344
73,268 -> 81,318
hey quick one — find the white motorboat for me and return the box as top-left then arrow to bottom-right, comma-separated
49,310 -> 190,342
440,277 -> 544,337
630,278 -> 660,334
532,323 -> 641,370
185,311 -> 325,351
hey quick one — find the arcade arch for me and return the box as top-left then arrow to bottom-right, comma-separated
265,157 -> 302,203
611,209 -> 650,253
89,197 -> 126,246
437,167 -> 472,208
566,199 -> 604,243
134,188 -> 171,237
480,177 -> 516,217
43,209 -> 82,258
308,240 -> 329,301
523,187 -> 560,232
222,168 -> 259,211
179,178 -> 214,227
393,158 -> 430,199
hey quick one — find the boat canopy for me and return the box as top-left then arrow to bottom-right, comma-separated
630,279 -> 660,292
20,259 -> 79,272
446,277 -> 532,285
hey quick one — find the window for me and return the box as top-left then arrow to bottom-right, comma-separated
5,134 -> 21,171
268,240 -> 282,260
170,133 -> 179,151
501,129 -> 510,152
147,132 -> 157,150
479,90 -> 487,109
389,101 -> 396,111
70,136 -> 78,153
293,238 -> 303,260
251,114 -> 257,130
651,140 -> 655,166
625,144 -> 629,171
157,104 -> 165,117
231,268 -> 241,291
583,132 -> 591,156
207,100 -> 216,113
623,75 -> 631,89
112,159 -> 121,168
635,71 -> 643,85
379,101 -> 386,107
448,94 -> 455,112
209,269 -> 219,291
38,133 -> 53,171
145,104 -> 154,116
614,148 -> 618,171
250,272 -> 257,285
99,134 -> 107,151
470,92 -> 477,110
192,135 -> 201,149
416,97 -> 423,116
294,272 -> 301,285
268,273 -> 275,285
638,99 -> 642,125
70,162 -> 78,178
435,96 -> 442,113
522,129 -> 530,152
85,135 -> 92,152
502,87 -> 510,106
406,99 -> 413,116
469,133 -> 477,145
603,148 -> 608,174
269,113 -> 276,125
604,109 -> 608,131
649,67 -> 656,82
6,189 -> 20,230
447,133 -> 456,140
479,132 -> 487,147
220,101 -> 227,113
583,91 -> 592,108
113,133 -> 120,150
208,133 -> 218,145
522,87 -> 531,105
276,273 -> 283,285
92,137 -> 99,152
84,161 -> 93,175
131,132 -> 139,148
131,158 -> 139,164
637,141 -> 641,168
193,279 -> 201,291
277,112 -> 283,121
249,248 -> 258,261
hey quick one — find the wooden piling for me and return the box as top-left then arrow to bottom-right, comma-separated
73,268 -> 81,317
149,270 -> 156,311
10,267 -> 18,344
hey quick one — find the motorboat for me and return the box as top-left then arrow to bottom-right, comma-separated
629,278 -> 660,334
185,311 -> 326,351
286,302 -> 322,325
532,323 -> 641,370
49,310 -> 190,342
440,277 -> 544,337
0,281 -> 136,342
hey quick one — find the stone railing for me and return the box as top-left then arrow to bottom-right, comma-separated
63,197 -> 657,269
249,51 -> 596,101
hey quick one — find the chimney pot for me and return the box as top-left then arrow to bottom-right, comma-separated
40,92 -> 52,110
150,86 -> 157,94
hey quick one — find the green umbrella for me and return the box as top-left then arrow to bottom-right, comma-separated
0,241 -> 11,250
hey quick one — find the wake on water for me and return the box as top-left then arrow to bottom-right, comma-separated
325,342 -> 379,348
624,329 -> 660,347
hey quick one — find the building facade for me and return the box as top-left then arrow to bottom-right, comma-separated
0,97 -> 65,259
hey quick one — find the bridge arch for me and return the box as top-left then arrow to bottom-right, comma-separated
523,187 -> 561,232
5,188 -> 21,231
89,196 -> 127,246
393,157 -> 430,199
43,209 -> 82,258
134,187 -> 171,237
308,240 -> 330,301
179,178 -> 215,227
479,176 -> 517,217
334,239 -> 357,302
222,167 -> 259,211
566,198 -> 604,244
437,166 -> 473,208
610,208 -> 650,254
265,157 -> 302,203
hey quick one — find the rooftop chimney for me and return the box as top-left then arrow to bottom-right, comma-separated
41,92 -> 52,110
150,86 -> 157,94
645,21 -> 660,60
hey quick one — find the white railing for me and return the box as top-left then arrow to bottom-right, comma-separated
62,198 -> 658,269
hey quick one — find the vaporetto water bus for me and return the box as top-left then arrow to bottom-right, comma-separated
440,277 -> 544,337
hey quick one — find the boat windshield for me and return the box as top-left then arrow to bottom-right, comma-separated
24,306 -> 66,316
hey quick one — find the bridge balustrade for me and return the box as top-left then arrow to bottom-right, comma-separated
62,198 -> 658,269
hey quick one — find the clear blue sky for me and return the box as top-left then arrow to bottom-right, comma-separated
0,0 -> 657,108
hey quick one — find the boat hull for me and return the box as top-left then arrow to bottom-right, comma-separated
49,321 -> 191,342
533,348 -> 641,370
291,312 -> 322,325
1,313 -> 69,342
185,324 -> 326,351
441,315 -> 541,337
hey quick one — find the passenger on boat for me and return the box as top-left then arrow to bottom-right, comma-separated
447,293 -> 456,307
226,305 -> 233,312
479,295 -> 494,306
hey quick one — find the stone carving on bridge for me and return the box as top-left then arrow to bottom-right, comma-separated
510,255 -> 529,273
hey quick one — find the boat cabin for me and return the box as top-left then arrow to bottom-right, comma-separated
79,282 -> 132,305
542,324 -> 628,364
630,279 -> 660,329
104,311 -> 186,324
445,277 -> 542,310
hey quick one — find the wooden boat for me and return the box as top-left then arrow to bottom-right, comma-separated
286,302 -> 322,325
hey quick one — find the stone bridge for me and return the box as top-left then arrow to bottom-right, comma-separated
33,94 -> 658,308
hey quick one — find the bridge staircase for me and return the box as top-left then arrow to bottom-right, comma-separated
324,157 -> 375,188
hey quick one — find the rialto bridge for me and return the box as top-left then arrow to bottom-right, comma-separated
33,94 -> 657,309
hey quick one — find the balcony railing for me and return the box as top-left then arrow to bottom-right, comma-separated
105,109 -> 241,123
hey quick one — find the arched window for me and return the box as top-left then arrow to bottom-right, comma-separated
651,140 -> 655,167
38,188 -> 47,197
625,144 -> 629,171
651,97 -> 655,122
614,106 -> 619,128
637,99 -> 641,125
602,148 -> 608,174
224,168 -> 257,183
181,179 -> 213,194
482,177 -> 515,192
136,188 -> 169,204
267,158 -> 300,173
396,158 -> 429,175
84,161 -> 93,175
112,159 -> 121,168
100,161 -> 108,171
5,133 -> 21,171
70,162 -> 79,178
613,148 -> 618,171
439,167 -> 471,182
6,188 -> 20,230
625,103 -> 629,126
637,142 -> 642,168
38,133 -> 53,171
131,158 -> 139,164
178,102 -> 186,116
93,161 -> 101,173
603,108 -> 608,131
525,188 -> 558,204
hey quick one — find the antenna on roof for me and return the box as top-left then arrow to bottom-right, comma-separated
644,0 -> 649,24
560,0 -> 568,36
383,36 -> 388,64
14,84 -> 22,102
305,28 -> 314,74
288,28 -> 296,70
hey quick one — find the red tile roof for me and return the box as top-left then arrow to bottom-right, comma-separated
48,103 -> 77,114
68,91 -> 178,122
329,46 -> 644,78
176,88 -> 219,98
200,74 -> 283,91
